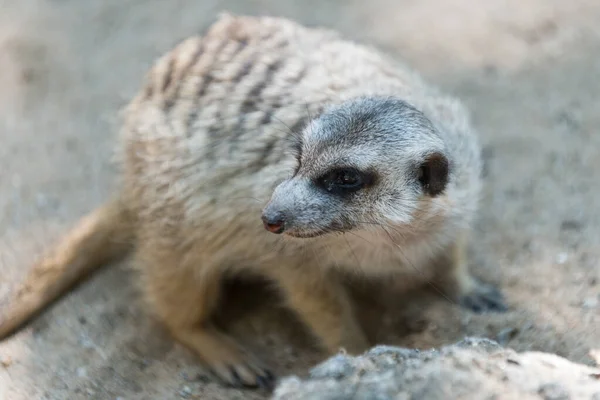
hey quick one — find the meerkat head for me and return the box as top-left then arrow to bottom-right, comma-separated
261,96 -> 452,238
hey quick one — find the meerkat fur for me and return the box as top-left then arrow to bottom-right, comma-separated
0,13 -> 506,388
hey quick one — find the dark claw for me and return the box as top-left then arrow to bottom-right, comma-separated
264,369 -> 275,382
225,367 -> 256,389
257,370 -> 276,391
256,376 -> 271,390
208,365 -> 274,389
227,366 -> 245,388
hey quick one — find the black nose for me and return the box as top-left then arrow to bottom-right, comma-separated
261,213 -> 285,234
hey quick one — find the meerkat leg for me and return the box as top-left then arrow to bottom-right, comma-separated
137,246 -> 273,388
267,265 -> 370,355
435,232 -> 507,313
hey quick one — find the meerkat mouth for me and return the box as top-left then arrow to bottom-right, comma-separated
284,231 -> 324,239
284,226 -> 350,239
284,230 -> 330,239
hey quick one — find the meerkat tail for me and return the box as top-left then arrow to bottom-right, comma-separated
0,197 -> 134,340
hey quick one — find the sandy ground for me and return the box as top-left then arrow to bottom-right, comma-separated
0,1 -> 599,399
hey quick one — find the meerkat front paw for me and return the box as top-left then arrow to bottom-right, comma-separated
207,349 -> 275,389
459,280 -> 508,313
175,324 -> 275,389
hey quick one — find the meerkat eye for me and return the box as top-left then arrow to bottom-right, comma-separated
317,167 -> 366,194
337,170 -> 360,186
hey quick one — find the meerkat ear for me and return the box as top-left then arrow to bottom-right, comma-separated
418,152 -> 449,197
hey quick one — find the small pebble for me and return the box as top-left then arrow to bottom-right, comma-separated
560,220 -> 582,231
179,385 -> 192,398
78,335 -> 96,349
76,367 -> 87,378
556,253 -> 569,265
582,297 -> 598,309
590,349 -> 600,366
1,356 -> 13,368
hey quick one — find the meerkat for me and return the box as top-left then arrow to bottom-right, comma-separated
0,13 -> 506,389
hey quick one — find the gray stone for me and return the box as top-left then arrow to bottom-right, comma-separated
272,337 -> 600,400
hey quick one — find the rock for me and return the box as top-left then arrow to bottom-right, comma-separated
590,349 -> 600,366
0,355 -> 12,367
178,385 -> 193,398
272,338 -> 600,400
538,382 -> 570,400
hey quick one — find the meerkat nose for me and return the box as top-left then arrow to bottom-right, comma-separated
261,213 -> 285,234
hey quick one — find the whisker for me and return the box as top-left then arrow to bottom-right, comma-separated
343,234 -> 362,272
345,230 -> 375,247
227,196 -> 265,204
270,114 -> 296,135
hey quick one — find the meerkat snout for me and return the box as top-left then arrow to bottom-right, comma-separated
262,177 -> 347,238
261,179 -> 316,237
261,210 -> 286,234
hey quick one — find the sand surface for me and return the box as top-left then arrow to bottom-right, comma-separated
0,1 -> 599,399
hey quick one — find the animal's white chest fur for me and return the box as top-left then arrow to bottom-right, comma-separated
318,223 -> 452,281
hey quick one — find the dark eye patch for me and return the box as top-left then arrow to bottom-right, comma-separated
315,167 -> 374,195
417,152 -> 449,197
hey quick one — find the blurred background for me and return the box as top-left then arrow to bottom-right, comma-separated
0,1 -> 599,399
